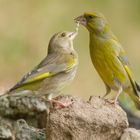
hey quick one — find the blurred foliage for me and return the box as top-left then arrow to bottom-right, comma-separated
1,0 -> 140,110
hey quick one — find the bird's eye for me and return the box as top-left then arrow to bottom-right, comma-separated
61,32 -> 66,37
88,15 -> 93,19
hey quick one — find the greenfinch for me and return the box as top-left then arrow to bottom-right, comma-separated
75,12 -> 140,109
5,31 -> 78,104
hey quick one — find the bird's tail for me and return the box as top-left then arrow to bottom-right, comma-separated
135,82 -> 140,92
127,89 -> 140,110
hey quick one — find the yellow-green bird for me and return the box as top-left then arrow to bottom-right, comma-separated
75,12 -> 140,109
4,31 -> 78,105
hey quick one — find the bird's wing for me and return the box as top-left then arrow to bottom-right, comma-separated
9,53 -> 76,91
116,45 -> 139,97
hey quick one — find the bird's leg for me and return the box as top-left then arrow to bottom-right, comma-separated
103,84 -> 111,98
114,87 -> 122,105
105,87 -> 122,106
114,87 -> 123,105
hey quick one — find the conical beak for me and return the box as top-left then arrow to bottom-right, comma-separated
68,32 -> 78,40
74,15 -> 87,26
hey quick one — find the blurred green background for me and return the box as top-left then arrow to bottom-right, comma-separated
1,0 -> 140,103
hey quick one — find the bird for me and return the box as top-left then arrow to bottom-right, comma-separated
75,11 -> 140,109
4,31 -> 78,106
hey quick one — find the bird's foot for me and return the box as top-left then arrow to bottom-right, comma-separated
105,99 -> 119,107
49,99 -> 73,109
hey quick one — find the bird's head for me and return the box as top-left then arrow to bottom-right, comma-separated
48,31 -> 77,53
75,12 -> 109,34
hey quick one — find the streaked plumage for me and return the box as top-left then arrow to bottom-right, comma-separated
75,12 -> 140,109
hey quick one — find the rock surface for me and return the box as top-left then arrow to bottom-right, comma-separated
0,96 -> 49,117
1,94 -> 140,140
0,117 -> 46,140
121,128 -> 140,140
0,95 -> 48,140
46,96 -> 128,140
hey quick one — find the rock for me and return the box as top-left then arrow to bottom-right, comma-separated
0,117 -> 13,140
0,95 -> 48,140
0,118 -> 46,140
46,96 -> 128,140
121,128 -> 140,140
0,96 -> 49,117
15,119 -> 46,140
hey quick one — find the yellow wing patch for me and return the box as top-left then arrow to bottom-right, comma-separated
25,72 -> 53,85
23,56 -> 75,85
118,56 -> 138,96
124,65 -> 138,94
124,65 -> 134,84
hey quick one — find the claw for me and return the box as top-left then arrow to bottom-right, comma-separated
49,99 -> 73,109
105,99 -> 119,106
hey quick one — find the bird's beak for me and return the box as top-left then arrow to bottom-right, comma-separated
68,32 -> 78,40
74,15 -> 87,26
